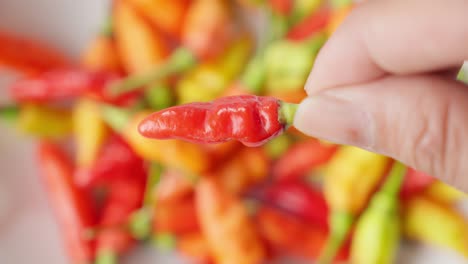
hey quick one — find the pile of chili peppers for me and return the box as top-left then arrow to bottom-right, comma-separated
1,0 -> 468,264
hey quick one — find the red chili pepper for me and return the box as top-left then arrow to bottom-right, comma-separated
0,31 -> 71,75
287,9 -> 331,41
96,176 -> 146,256
75,135 -> 144,188
400,168 -> 436,198
10,69 -> 137,105
37,141 -> 96,264
139,95 -> 298,147
256,207 -> 349,262
272,139 -> 338,181
263,180 -> 329,230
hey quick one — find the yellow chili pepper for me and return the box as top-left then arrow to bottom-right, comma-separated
18,104 -> 72,139
403,195 -> 468,258
114,0 -> 169,74
177,35 -> 253,104
264,33 -> 326,93
123,112 -> 210,174
425,181 -> 467,204
73,98 -> 108,169
351,162 -> 407,264
319,146 -> 390,263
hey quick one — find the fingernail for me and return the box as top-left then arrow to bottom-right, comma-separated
293,94 -> 375,149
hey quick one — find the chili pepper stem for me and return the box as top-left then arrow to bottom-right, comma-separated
100,105 -> 133,132
0,105 -> 20,123
95,249 -> 118,264
108,48 -> 197,96
317,211 -> 354,264
381,161 -> 408,196
278,101 -> 298,127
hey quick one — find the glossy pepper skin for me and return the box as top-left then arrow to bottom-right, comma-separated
10,69 -> 136,105
37,141 -> 96,264
139,95 -> 297,147
124,111 -> 211,174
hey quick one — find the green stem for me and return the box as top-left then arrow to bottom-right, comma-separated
0,105 -> 20,123
108,48 -> 197,96
278,102 -> 299,127
318,211 -> 354,264
381,161 -> 407,196
144,163 -> 162,206
100,105 -> 132,132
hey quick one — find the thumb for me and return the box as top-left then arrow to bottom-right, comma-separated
294,75 -> 468,192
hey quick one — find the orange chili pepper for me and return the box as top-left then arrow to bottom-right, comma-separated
181,0 -> 232,60
113,0 -> 170,74
178,233 -> 213,263
127,0 -> 191,39
81,34 -> 123,73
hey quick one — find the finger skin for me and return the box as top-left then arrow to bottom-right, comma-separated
306,0 -> 468,93
295,75 -> 468,192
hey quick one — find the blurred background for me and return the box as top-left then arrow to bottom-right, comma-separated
0,0 -> 467,264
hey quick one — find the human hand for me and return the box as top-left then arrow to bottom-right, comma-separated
294,0 -> 468,192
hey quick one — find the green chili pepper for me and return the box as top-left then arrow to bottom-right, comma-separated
350,162 -> 407,264
264,33 -> 326,93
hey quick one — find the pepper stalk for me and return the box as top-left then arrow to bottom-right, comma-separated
108,48 -> 197,96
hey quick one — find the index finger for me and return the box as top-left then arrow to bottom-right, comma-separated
306,0 -> 468,94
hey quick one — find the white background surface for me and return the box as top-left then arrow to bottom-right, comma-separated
0,1 -> 467,263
